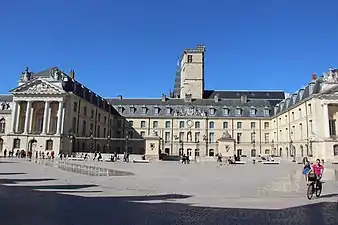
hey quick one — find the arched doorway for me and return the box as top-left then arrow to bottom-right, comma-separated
300,145 -> 304,157
0,138 -> 3,152
28,139 -> 37,152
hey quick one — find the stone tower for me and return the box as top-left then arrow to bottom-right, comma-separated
180,44 -> 205,99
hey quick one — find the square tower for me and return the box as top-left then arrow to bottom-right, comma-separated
180,44 -> 205,99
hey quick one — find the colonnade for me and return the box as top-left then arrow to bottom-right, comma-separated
10,100 -> 64,135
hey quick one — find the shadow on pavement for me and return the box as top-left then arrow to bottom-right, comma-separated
0,172 -> 26,175
0,175 -> 337,224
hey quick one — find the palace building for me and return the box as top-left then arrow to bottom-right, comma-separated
0,44 -> 338,161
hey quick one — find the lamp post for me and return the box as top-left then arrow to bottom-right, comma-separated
89,130 -> 94,153
290,140 -> 295,162
68,132 -> 74,153
107,135 -> 111,153
174,135 -> 183,156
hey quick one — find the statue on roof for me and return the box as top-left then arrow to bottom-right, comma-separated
21,67 -> 32,81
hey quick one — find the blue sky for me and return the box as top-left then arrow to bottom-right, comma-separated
1,0 -> 337,98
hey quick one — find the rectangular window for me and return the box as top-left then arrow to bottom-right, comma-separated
298,108 -> 302,118
209,132 -> 214,143
72,117 -> 77,132
223,121 -> 228,129
187,55 -> 193,63
91,109 -> 94,118
73,102 -> 77,112
250,122 -> 255,129
83,107 -> 87,116
236,133 -> 242,144
329,120 -> 336,136
128,131 -> 133,139
153,121 -> 158,128
140,121 -> 146,128
179,121 -> 185,128
179,132 -> 184,140
309,120 -> 313,134
165,121 -> 171,128
165,132 -> 170,143
264,122 -> 269,129
251,132 -> 255,143
195,121 -> 200,128
194,132 -> 200,142
209,121 -> 214,129
237,122 -> 242,129
308,104 -> 312,114
140,131 -> 145,137
264,133 -> 270,143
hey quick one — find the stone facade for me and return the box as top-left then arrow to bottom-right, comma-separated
0,45 -> 338,162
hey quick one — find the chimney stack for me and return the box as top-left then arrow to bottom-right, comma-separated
161,94 -> 166,102
69,69 -> 75,79
214,94 -> 219,102
312,73 -> 317,81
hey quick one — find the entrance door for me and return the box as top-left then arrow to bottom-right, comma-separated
236,149 -> 242,157
29,140 -> 37,152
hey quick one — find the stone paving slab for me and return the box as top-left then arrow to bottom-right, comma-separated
0,158 -> 338,224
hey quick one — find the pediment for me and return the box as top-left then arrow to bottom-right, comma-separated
10,79 -> 65,95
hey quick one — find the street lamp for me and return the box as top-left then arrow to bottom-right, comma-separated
107,135 -> 111,153
174,135 -> 183,156
89,130 -> 94,153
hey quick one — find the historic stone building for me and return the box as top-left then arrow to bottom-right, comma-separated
0,44 -> 338,161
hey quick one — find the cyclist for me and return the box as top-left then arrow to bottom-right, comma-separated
311,159 -> 324,184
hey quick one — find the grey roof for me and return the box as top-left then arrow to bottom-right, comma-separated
274,79 -> 322,115
0,95 -> 13,102
106,98 -> 278,118
203,90 -> 285,100
31,67 -> 57,78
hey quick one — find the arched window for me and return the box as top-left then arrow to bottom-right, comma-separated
46,140 -> 53,150
0,118 -> 5,133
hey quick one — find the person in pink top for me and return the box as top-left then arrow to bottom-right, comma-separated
312,159 -> 324,180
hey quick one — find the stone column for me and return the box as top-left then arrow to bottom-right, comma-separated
323,103 -> 330,138
42,101 -> 50,134
29,107 -> 34,133
10,101 -> 18,133
56,101 -> 64,135
24,101 -> 32,134
47,107 -> 52,134
15,102 -> 21,133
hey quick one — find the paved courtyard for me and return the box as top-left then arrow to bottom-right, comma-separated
0,158 -> 337,225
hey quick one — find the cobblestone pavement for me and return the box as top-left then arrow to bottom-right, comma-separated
0,158 -> 338,225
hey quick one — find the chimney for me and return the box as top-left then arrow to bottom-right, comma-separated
214,94 -> 219,102
312,73 -> 317,81
240,95 -> 247,103
69,69 -> 75,79
184,94 -> 192,103
161,94 -> 166,102
117,95 -> 123,100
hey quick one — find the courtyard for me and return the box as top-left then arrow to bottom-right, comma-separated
0,158 -> 337,224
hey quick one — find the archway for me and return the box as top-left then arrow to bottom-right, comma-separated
28,139 -> 37,152
0,138 -> 3,152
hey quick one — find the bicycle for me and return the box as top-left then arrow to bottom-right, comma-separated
306,174 -> 322,200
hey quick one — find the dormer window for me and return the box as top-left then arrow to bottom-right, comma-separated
250,107 -> 256,115
154,106 -> 160,114
264,108 -> 270,116
1,103 -> 5,111
141,106 -> 147,114
209,107 -> 216,115
117,106 -> 124,113
235,107 -> 242,115
129,106 -> 136,114
166,107 -> 172,114
223,107 -> 229,115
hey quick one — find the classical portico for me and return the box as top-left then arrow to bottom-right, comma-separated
9,74 -> 67,152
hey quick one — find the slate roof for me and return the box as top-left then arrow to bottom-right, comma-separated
203,90 -> 285,100
106,98 -> 279,118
